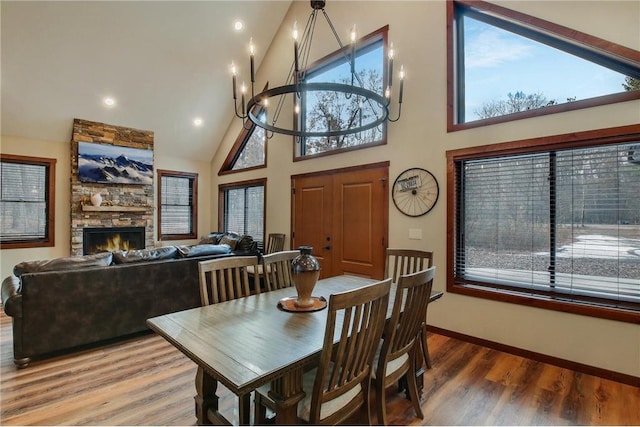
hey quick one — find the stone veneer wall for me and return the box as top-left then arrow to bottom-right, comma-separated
70,118 -> 155,256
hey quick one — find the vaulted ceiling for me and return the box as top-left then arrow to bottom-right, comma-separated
1,1 -> 292,162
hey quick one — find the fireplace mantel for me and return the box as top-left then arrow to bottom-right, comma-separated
81,205 -> 152,212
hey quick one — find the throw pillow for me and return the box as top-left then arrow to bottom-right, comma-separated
219,235 -> 238,250
235,235 -> 255,253
13,252 -> 113,277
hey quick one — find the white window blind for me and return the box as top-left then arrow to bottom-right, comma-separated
160,174 -> 194,236
455,143 -> 640,307
1,161 -> 48,241
223,184 -> 264,244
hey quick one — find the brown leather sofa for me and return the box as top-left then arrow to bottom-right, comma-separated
1,232 -> 257,367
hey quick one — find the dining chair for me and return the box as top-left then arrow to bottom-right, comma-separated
246,233 -> 287,288
372,266 -> 436,426
254,278 -> 392,425
384,248 -> 434,370
196,255 -> 260,423
198,255 -> 260,305
265,233 -> 286,254
261,250 -> 298,291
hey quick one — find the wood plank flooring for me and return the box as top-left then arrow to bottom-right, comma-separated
1,309 -> 638,425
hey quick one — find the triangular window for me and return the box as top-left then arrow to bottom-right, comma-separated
219,110 -> 266,175
449,1 -> 640,129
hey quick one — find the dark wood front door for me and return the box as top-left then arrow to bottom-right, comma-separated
292,162 -> 389,279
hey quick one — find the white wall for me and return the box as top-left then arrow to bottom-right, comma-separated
210,1 -> 640,377
0,135 -> 212,279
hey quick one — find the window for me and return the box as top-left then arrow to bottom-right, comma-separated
1,154 -> 56,249
448,1 -> 640,130
219,109 -> 266,175
157,170 -> 197,240
219,179 -> 265,245
297,27 -> 388,158
447,126 -> 640,323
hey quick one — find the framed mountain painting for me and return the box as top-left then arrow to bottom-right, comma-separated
77,141 -> 153,185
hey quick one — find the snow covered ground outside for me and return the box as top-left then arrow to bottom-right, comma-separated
536,234 -> 640,260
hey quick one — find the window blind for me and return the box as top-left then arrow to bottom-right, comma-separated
223,184 -> 264,244
455,143 -> 640,307
1,161 -> 48,241
160,175 -> 193,235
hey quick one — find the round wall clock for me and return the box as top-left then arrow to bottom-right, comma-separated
392,168 -> 439,217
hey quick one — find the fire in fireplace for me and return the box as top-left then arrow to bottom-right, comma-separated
83,227 -> 145,255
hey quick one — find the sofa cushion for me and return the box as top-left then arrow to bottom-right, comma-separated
112,246 -> 178,264
13,252 -> 113,277
176,244 -> 232,258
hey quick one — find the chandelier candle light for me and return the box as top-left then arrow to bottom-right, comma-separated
230,0 -> 404,139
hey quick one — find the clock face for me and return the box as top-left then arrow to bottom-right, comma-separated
392,168 -> 439,217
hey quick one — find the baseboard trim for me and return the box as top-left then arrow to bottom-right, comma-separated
426,325 -> 640,388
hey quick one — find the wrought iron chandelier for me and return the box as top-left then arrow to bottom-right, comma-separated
230,0 -> 404,139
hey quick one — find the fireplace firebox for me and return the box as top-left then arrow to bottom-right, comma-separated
83,227 -> 145,255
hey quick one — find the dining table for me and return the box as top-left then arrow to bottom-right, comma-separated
147,274 -> 443,425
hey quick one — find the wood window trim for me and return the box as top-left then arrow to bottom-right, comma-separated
217,178 -> 267,236
445,124 -> 640,324
0,153 -> 56,249
294,26 -> 390,161
219,85 -> 269,176
157,169 -> 198,240
446,0 -> 640,132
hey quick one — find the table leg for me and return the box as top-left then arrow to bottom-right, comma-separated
194,366 -> 219,425
238,393 -> 251,426
267,366 -> 305,424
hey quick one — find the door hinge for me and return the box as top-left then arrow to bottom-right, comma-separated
292,187 -> 296,195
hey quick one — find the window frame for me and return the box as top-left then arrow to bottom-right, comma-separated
218,178 -> 266,245
157,169 -> 198,241
447,0 -> 640,131
1,154 -> 56,249
219,88 -> 269,176
295,26 -> 390,161
446,124 -> 640,324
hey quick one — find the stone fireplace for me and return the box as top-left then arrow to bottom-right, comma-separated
83,227 -> 146,255
70,119 -> 155,256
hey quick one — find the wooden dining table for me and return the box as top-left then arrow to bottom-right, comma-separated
147,274 -> 443,425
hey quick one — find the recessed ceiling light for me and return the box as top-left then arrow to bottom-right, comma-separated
234,20 -> 243,31
193,117 -> 203,127
103,97 -> 116,107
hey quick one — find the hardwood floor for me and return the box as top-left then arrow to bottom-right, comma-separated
1,310 -> 638,425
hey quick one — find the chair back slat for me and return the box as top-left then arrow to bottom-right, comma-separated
309,278 -> 391,425
198,256 -> 260,306
385,248 -> 433,284
261,250 -> 298,291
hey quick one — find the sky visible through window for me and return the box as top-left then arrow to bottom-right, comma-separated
463,17 -> 631,121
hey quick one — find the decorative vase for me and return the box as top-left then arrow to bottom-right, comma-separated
90,193 -> 103,207
291,246 -> 321,308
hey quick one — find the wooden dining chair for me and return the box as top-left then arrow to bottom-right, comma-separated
372,267 -> 436,426
265,233 -> 286,254
196,255 -> 260,423
261,250 -> 298,291
385,248 -> 434,370
198,255 -> 260,306
254,278 -> 392,425
246,233 -> 286,288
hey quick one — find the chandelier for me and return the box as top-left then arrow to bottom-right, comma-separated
230,0 -> 404,139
